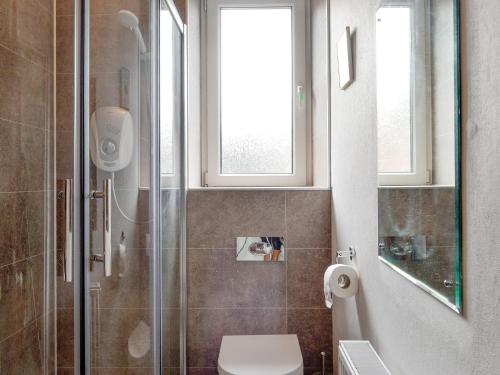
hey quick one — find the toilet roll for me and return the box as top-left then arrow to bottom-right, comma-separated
328,264 -> 359,299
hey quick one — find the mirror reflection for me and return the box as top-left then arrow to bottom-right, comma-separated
376,0 -> 462,312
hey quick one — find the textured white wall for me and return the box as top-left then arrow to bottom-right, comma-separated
330,1 -> 500,374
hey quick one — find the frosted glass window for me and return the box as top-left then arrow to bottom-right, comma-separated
160,10 -> 174,176
376,7 -> 412,174
220,8 -> 293,175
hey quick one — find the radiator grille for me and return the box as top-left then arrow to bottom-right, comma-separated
338,341 -> 391,375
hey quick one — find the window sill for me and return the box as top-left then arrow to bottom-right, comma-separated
188,186 -> 331,192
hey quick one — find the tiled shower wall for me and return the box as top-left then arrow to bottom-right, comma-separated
186,190 -> 333,374
0,0 -> 55,372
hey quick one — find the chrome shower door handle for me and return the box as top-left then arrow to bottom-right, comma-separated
57,179 -> 74,282
64,179 -> 73,282
103,178 -> 112,277
90,178 -> 112,277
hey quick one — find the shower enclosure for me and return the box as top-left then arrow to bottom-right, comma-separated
0,0 -> 186,374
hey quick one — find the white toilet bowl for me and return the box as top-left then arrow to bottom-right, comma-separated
218,334 -> 303,375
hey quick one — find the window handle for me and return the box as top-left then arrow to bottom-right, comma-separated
297,84 -> 305,109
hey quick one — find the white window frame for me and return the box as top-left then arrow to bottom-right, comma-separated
204,0 -> 308,187
377,0 -> 432,186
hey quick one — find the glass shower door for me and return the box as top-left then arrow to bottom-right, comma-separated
76,0 -> 185,373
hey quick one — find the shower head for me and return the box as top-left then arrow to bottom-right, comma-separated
118,9 -> 140,29
118,10 -> 147,55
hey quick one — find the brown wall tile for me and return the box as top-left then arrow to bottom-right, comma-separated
0,121 -> 46,192
0,319 -> 43,373
0,0 -> 53,69
57,308 -> 74,368
186,190 -> 332,373
286,191 -> 332,248
287,308 -> 333,369
187,190 -> 286,248
0,46 -> 51,129
56,15 -> 74,74
287,248 -> 331,308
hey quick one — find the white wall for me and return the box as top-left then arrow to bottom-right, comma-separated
330,0 -> 500,374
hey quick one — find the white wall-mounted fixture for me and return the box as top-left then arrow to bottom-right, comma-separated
337,26 -> 353,89
90,106 -> 134,172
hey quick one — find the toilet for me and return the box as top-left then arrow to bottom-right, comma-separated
218,334 -> 303,375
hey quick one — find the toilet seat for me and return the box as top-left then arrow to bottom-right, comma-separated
218,334 -> 303,375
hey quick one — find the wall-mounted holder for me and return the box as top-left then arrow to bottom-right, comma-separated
336,246 -> 356,261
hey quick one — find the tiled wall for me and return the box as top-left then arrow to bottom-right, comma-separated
186,190 -> 333,374
0,0 -> 55,372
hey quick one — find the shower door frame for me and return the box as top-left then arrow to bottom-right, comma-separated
72,0 -> 186,374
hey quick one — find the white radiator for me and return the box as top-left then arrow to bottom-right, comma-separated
338,341 -> 391,375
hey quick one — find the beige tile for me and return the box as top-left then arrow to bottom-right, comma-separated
187,191 -> 286,249
286,191 -> 331,248
287,308 -> 332,369
287,248 -> 332,308
0,0 -> 53,69
0,46 -> 50,129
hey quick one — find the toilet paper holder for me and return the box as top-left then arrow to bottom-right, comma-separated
336,246 -> 356,261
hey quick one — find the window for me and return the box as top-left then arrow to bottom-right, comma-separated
205,0 -> 307,186
376,1 -> 430,186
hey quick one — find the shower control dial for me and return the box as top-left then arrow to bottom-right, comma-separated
101,139 -> 117,155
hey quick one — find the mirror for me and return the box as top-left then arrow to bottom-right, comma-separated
376,0 -> 462,312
